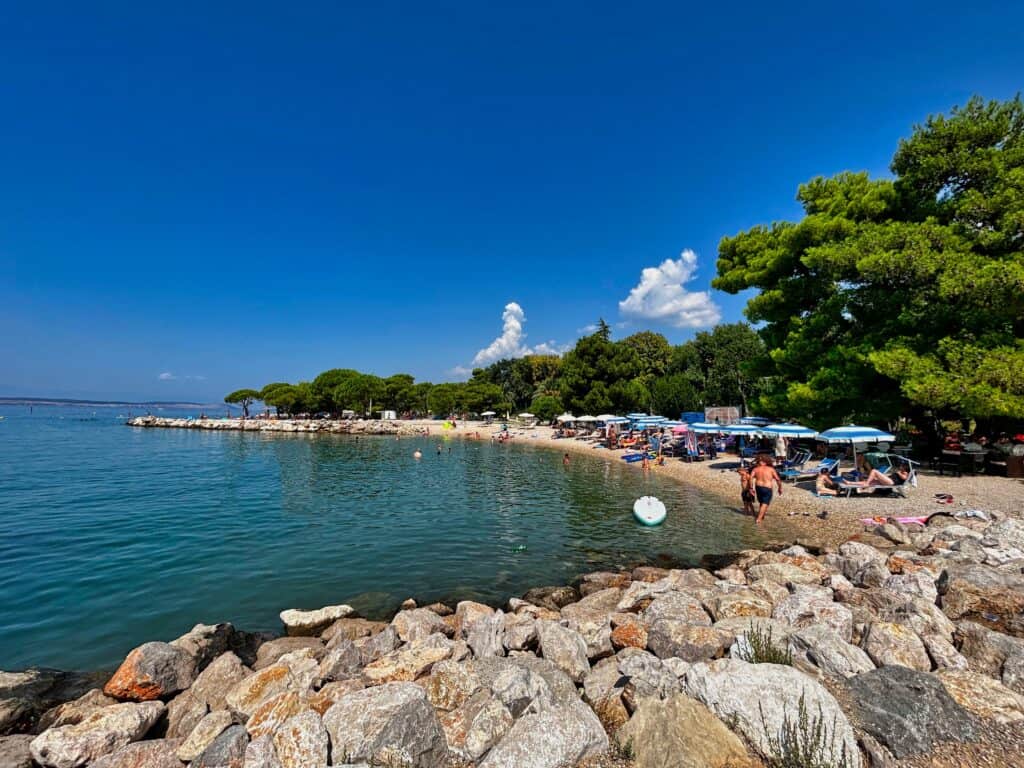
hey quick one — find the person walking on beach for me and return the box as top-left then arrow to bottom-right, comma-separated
751,456 -> 782,524
737,466 -> 755,516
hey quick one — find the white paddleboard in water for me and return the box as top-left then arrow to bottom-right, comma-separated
633,495 -> 667,526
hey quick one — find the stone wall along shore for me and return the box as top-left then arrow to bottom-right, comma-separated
126,416 -> 432,435
2,512 -> 1024,767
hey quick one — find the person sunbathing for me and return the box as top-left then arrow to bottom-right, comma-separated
846,466 -> 909,487
815,467 -> 839,496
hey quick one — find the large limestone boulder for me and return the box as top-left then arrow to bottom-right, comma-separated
243,734 -> 282,768
246,691 -> 311,738
37,689 -> 117,732
704,590 -> 772,622
643,592 -> 712,626
936,669 -> 1024,724
253,638 -> 324,671
683,659 -> 860,766
191,723 -> 248,768
647,620 -> 731,662
225,652 -> 317,719
190,652 -> 249,711
520,586 -> 579,612
317,639 -> 362,683
279,605 -> 354,637
468,610 -> 507,658
489,665 -> 553,718
89,739 -> 183,768
363,644 -> 451,684
271,710 -> 329,768
861,622 -> 931,671
439,690 -> 514,761
322,618 -> 388,645
745,563 -> 822,586
423,661 -> 481,712
956,620 -> 1024,694
788,625 -> 874,679
356,626 -> 400,665
29,701 -> 165,768
170,623 -> 236,671
502,613 -> 538,652
165,689 -> 207,739
322,683 -> 448,767
177,710 -> 234,761
939,563 -> 1024,637
615,694 -> 757,768
477,699 -> 609,768
103,642 -> 196,701
536,621 -> 589,683
772,586 -> 852,641
845,665 -> 977,759
0,735 -> 34,768
391,609 -> 451,643
454,601 -> 496,637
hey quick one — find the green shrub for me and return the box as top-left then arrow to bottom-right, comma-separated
759,693 -> 854,768
737,621 -> 792,666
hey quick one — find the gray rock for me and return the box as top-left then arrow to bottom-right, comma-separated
643,592 -> 711,626
356,626 -> 399,665
165,689 -> 207,739
191,652 -> 249,711
938,563 -> 1024,637
271,710 -> 328,768
1,669 -> 106,735
0,734 -> 34,768
177,710 -> 234,761
521,586 -> 579,612
683,659 -> 860,766
468,610 -> 507,658
561,609 -> 613,660
253,638 -> 324,671
454,601 -> 496,637
955,620 -> 1024,695
647,620 -> 732,662
883,573 -> 938,602
322,682 -> 448,767
243,734 -> 282,768
422,660 -> 481,712
477,699 -> 608,768
489,666 -> 553,718
440,691 -> 514,761
536,621 -> 589,683
224,653 -> 317,719
502,613 -> 537,652
391,608 -> 451,643
171,623 -> 236,671
614,694 -> 755,768
788,625 -> 875,679
921,633 -> 968,670
618,651 -> 681,709
772,586 -> 852,641
845,665 -> 977,759
29,701 -> 165,768
37,689 -> 117,732
90,739 -> 183,768
317,639 -> 362,682
192,723 -> 248,768
279,605 -> 354,637
102,642 -> 196,702
861,622 -> 931,671
936,669 -> 1024,725
745,563 -> 822,586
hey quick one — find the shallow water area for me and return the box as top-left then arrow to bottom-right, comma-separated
0,405 -> 764,670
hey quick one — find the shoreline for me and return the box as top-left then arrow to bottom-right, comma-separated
127,415 -> 1024,549
4,508 -> 1023,767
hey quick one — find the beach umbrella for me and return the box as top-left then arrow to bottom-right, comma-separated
518,412 -> 535,419
556,413 -> 575,422
575,415 -> 598,422
722,424 -> 761,436
762,423 -> 818,438
597,414 -> 628,423
737,416 -> 773,426
818,424 -> 896,469
481,411 -> 496,416
671,425 -> 689,434
688,422 -> 724,434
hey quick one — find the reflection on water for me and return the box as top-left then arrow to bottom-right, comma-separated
0,406 -> 764,670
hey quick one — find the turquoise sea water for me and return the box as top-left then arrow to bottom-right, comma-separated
0,404 -> 763,671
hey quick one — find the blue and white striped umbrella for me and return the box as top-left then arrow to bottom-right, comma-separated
818,425 -> 895,443
762,423 -> 819,438
689,422 -> 724,434
721,424 -> 761,436
598,415 -> 630,424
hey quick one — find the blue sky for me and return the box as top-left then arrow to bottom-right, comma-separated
2,1 -> 1022,402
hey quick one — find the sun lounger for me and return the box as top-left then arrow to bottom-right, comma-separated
780,457 -> 839,482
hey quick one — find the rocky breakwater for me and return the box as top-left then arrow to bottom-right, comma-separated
126,417 -> 429,436
3,513 -> 1024,767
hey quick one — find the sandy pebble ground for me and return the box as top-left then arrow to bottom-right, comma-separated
421,420 -> 1024,548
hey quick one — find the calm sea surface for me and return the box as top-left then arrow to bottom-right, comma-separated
0,404 -> 763,670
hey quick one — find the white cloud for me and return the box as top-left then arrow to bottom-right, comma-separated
618,250 -> 721,328
158,372 -> 206,382
577,323 -> 599,335
158,372 -> 175,381
448,365 -> 473,379
462,302 -> 567,371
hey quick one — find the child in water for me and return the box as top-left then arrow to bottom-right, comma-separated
738,466 -> 755,516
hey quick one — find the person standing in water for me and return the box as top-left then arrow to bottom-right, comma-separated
751,456 -> 783,524
563,453 -> 570,466
737,466 -> 755,516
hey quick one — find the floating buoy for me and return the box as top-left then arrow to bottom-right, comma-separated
413,450 -> 422,459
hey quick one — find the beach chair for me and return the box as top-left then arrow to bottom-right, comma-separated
780,457 -> 839,483
781,447 -> 811,471
835,460 -> 919,498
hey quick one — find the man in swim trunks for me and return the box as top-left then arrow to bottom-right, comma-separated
751,456 -> 783,524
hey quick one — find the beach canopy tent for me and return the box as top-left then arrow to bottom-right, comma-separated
818,425 -> 896,469
762,423 -> 818,438
689,422 -> 725,434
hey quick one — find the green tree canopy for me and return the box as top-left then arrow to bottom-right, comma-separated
334,373 -> 386,415
224,388 -> 260,418
714,95 -> 1024,427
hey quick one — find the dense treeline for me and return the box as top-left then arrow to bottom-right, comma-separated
226,321 -> 765,421
715,95 -> 1024,432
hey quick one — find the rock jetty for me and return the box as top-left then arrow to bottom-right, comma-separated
3,513 -> 1024,767
126,416 -> 435,435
